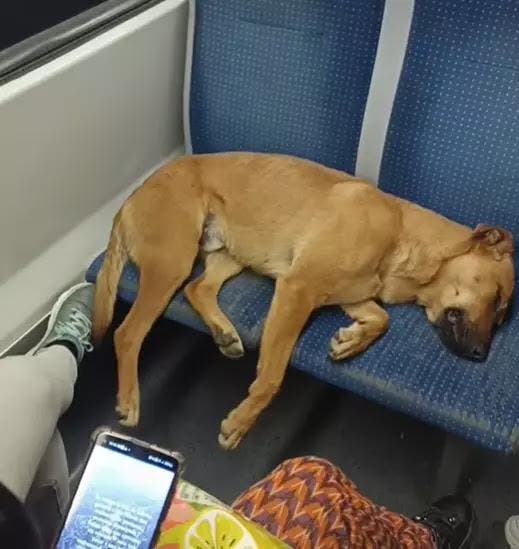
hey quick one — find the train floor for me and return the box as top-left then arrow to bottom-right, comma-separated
60,302 -> 518,548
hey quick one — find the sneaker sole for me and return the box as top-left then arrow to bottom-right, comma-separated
29,282 -> 92,355
506,517 -> 519,549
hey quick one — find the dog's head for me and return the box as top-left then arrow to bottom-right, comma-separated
422,225 -> 514,361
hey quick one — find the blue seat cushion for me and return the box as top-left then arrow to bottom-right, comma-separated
86,253 -> 519,453
186,0 -> 384,172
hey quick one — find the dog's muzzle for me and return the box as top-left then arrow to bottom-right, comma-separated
435,308 -> 489,362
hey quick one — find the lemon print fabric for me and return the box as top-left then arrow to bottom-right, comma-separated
185,508 -> 257,549
157,486 -> 289,549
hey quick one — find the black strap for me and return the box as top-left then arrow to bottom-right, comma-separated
0,482 -> 41,548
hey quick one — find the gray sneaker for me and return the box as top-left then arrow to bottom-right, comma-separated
31,282 -> 95,362
506,516 -> 519,549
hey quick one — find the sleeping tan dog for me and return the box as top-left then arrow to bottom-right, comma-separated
93,152 -> 515,449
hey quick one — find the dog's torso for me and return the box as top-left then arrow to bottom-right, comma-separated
196,153 -> 350,280
146,152 -> 468,308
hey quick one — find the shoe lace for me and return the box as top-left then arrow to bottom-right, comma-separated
54,308 -> 93,353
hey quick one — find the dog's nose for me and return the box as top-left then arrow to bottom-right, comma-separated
467,344 -> 487,361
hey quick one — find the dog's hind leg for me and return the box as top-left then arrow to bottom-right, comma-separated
114,248 -> 198,426
184,251 -> 244,358
219,276 -> 316,450
329,300 -> 389,361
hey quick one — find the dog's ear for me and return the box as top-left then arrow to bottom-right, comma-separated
472,224 -> 514,260
495,293 -> 509,325
495,279 -> 514,325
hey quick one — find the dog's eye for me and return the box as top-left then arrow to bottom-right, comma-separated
445,308 -> 463,324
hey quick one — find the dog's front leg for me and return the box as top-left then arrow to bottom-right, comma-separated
218,276 -> 316,450
329,300 -> 389,361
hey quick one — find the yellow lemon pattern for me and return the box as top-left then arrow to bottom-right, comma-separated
157,481 -> 289,549
185,509 -> 257,549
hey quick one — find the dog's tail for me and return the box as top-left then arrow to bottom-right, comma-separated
92,212 -> 127,345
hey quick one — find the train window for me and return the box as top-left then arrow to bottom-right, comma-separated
0,0 -> 163,84
1,1 -> 108,51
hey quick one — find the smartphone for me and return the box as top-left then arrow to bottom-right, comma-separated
53,428 -> 183,549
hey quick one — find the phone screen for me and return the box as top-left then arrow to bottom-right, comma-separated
54,433 -> 179,549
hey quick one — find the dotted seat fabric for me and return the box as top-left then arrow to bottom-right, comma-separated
187,0 -> 384,172
87,0 -> 519,453
380,0 -> 519,252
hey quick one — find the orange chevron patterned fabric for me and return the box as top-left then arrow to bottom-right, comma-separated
232,457 -> 435,549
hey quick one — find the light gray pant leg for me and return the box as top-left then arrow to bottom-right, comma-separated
0,346 -> 77,501
28,430 -> 70,515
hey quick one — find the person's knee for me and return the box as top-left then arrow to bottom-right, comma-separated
279,456 -> 337,472
1,351 -> 76,410
276,456 -> 356,490
18,366 -> 74,414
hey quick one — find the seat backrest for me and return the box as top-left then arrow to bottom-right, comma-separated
379,0 -> 519,239
185,0 -> 385,172
187,0 -> 519,248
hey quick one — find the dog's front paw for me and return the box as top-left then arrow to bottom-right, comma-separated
218,411 -> 246,450
329,327 -> 364,361
214,328 -> 244,359
116,389 -> 140,427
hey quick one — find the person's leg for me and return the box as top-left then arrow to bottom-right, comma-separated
28,430 -> 70,516
0,283 -> 94,502
233,457 -> 473,549
0,346 -> 76,501
25,430 -> 71,546
233,457 -> 434,548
